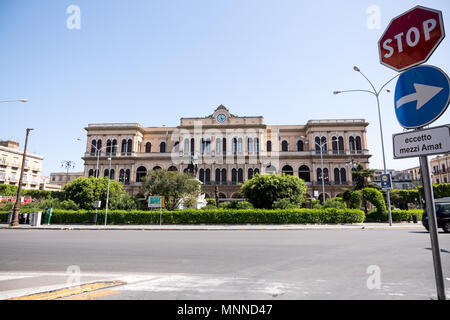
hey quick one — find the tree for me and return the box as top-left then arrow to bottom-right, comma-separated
240,174 -> 307,209
352,164 -> 376,190
140,169 -> 201,211
64,177 -> 127,210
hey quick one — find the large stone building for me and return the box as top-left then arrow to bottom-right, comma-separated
81,105 -> 371,200
401,153 -> 450,186
49,171 -> 84,187
0,140 -> 43,190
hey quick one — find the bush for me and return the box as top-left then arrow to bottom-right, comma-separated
240,174 -> 307,209
0,208 -> 366,225
365,209 -> 423,222
220,201 -> 235,209
235,201 -> 254,209
206,198 -> 217,207
362,188 -> 386,214
272,198 -> 298,209
322,197 -> 346,209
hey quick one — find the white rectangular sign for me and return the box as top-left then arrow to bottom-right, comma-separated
393,125 -> 450,159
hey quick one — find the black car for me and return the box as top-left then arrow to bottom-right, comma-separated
422,198 -> 450,233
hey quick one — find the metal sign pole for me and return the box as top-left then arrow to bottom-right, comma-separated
160,207 -> 162,226
419,154 -> 446,300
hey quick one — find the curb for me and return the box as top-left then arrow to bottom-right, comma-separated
0,224 -> 425,231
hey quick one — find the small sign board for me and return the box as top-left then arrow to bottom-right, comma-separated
148,196 -> 164,208
393,125 -> 450,159
94,200 -> 102,208
380,174 -> 392,190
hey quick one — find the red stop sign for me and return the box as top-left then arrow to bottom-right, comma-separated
378,6 -> 445,72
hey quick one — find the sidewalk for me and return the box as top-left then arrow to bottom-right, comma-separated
0,222 -> 425,231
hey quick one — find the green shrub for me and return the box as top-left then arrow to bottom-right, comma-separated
322,197 -> 346,209
366,209 -> 423,222
206,198 -> 217,207
272,198 -> 298,209
362,188 -> 386,214
220,201 -> 235,209
0,208 -> 366,225
235,201 -> 254,209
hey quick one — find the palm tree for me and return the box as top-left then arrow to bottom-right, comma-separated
352,164 -> 376,190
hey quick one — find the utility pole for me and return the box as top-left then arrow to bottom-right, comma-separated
10,128 -> 33,227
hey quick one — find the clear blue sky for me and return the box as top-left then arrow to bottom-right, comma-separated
1,0 -> 450,176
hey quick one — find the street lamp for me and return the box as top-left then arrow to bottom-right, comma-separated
304,137 -> 327,204
61,160 -> 76,186
104,157 -> 112,225
10,128 -> 34,227
334,66 -> 399,226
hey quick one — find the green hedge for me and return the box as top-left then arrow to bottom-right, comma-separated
0,208 -> 365,225
365,209 -> 423,222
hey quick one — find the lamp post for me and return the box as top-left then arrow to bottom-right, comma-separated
10,128 -> 33,227
334,66 -> 399,226
104,157 -> 112,225
304,137 -> 327,204
61,160 -> 76,186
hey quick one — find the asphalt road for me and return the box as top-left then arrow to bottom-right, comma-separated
0,227 -> 449,299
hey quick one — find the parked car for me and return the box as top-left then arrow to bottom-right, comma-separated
422,197 -> 450,233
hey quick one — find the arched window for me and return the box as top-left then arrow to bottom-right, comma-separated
237,138 -> 243,154
184,139 -> 190,154
222,137 -> 227,154
127,139 -> 132,153
355,136 -> 362,151
90,140 -> 97,155
110,169 -> 115,180
216,138 -> 221,154
205,168 -> 211,184
248,138 -> 253,153
315,137 -> 321,152
121,139 -> 127,153
254,168 -> 260,175
238,168 -> 243,183
321,137 -> 327,151
317,168 -> 322,181
119,169 -> 125,182
282,140 -> 288,152
323,168 -> 329,183
248,168 -> 254,180
298,165 -> 310,182
104,169 -> 109,177
106,139 -> 112,154
340,168 -> 347,183
282,165 -> 293,175
199,169 -> 205,183
153,166 -> 162,170
254,138 -> 259,154
232,168 -> 237,185
168,166 -> 178,171
334,168 -> 340,184
88,169 -> 94,177
349,136 -> 355,151
112,140 -> 117,154
338,136 -> 344,152
160,142 -> 166,153
190,138 -> 195,155
266,140 -> 272,152
145,142 -> 152,153
125,169 -> 130,184
221,168 -> 227,185
215,168 -> 221,184
297,140 -> 304,152
136,166 -> 147,182
332,137 -> 338,153
232,138 -> 237,154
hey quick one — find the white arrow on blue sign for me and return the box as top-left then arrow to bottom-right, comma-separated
394,65 -> 450,129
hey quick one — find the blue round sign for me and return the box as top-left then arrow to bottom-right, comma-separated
394,65 -> 450,129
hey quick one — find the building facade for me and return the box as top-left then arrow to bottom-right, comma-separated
0,140 -> 44,190
81,105 -> 371,200
49,171 -> 84,187
373,169 -> 416,190
430,154 -> 450,184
